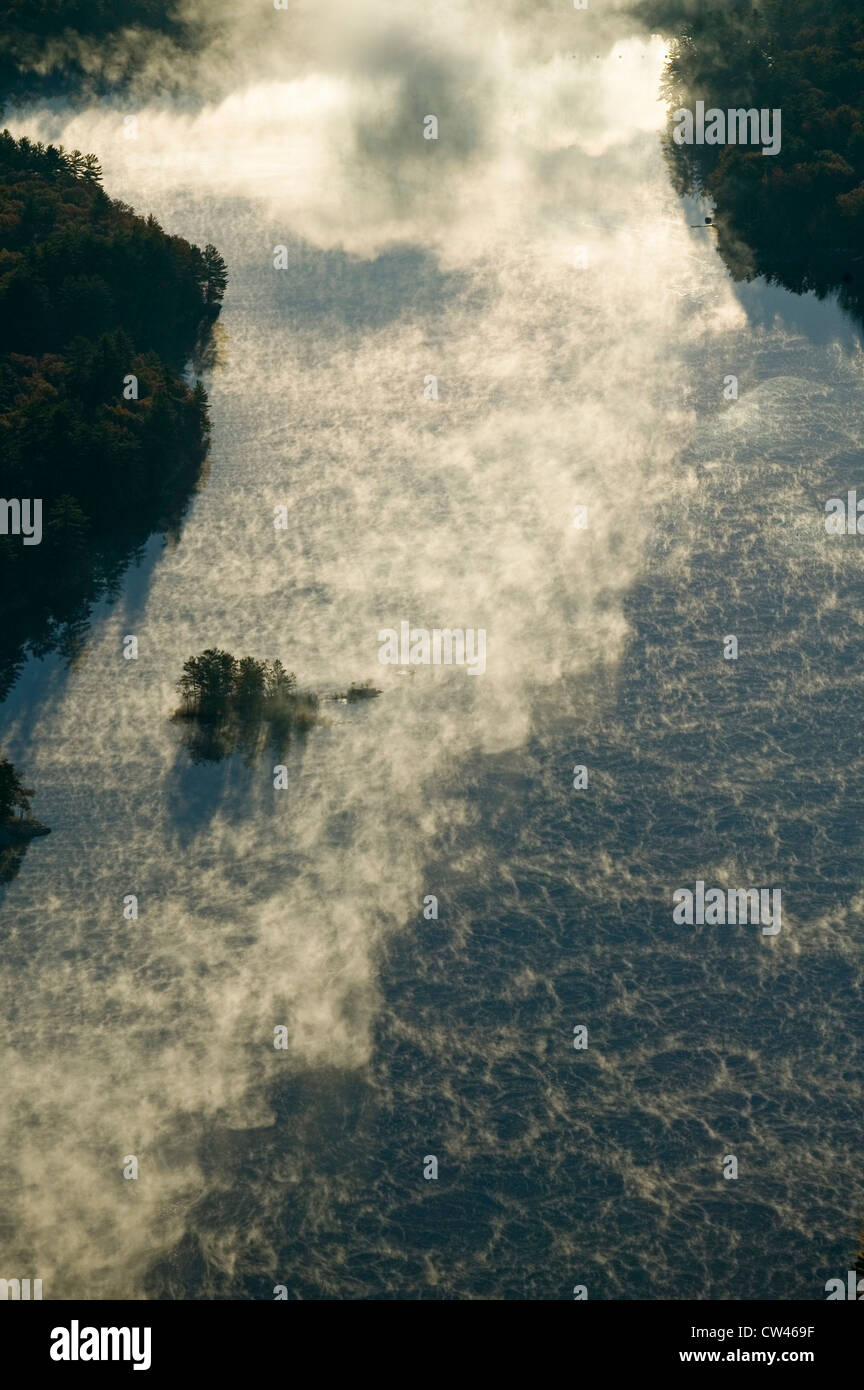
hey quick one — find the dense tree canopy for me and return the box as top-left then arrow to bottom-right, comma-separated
0,131 -> 224,361
646,0 -> 864,324
0,130 -> 227,697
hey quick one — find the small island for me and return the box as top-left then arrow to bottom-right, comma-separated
172,648 -> 319,763
172,649 -> 381,763
343,681 -> 380,702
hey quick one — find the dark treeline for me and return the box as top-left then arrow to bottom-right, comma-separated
0,130 -> 227,700
0,2 -> 202,110
0,132 -> 226,362
1,0 -> 184,36
644,0 -> 864,326
173,650 -> 321,765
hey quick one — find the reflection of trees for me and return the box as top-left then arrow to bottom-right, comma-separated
0,755 -> 32,822
0,753 -> 38,887
647,0 -> 864,328
0,844 -> 26,888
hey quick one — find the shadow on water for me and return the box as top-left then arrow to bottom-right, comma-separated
262,235 -> 484,335
165,720 -> 317,845
140,1068 -> 377,1300
0,459 -> 210,707
732,279 -> 862,351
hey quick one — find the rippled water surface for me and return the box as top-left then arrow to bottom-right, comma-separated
1,1 -> 862,1299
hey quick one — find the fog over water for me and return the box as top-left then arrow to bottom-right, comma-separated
1,1 -> 862,1299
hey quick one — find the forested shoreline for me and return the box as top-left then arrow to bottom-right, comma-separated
646,0 -> 864,326
0,4 -> 227,882
0,131 -> 227,700
0,1 -> 201,111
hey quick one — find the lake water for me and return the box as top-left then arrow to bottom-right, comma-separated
1,6 -> 862,1299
